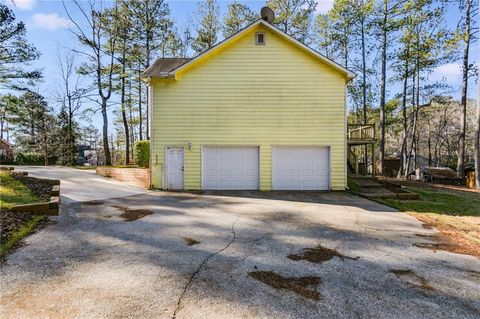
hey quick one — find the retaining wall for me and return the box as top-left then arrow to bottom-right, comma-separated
96,167 -> 150,189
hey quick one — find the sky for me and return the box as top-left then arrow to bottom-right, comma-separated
2,0 -> 479,133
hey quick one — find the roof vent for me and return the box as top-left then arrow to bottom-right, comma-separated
260,7 -> 275,24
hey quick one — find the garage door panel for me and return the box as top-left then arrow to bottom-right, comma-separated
203,147 -> 259,190
272,146 -> 330,190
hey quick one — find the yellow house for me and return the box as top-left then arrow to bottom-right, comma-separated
143,19 -> 354,191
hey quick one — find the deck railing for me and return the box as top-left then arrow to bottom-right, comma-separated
347,124 -> 376,142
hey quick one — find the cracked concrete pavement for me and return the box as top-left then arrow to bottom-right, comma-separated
1,168 -> 479,318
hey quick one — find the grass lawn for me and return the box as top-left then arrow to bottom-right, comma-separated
377,185 -> 480,257
0,171 -> 48,259
0,171 -> 41,209
379,186 -> 480,217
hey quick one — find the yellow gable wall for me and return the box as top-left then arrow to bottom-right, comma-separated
150,26 -> 347,190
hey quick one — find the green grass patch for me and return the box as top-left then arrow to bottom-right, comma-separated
0,214 -> 47,259
378,186 -> 480,217
347,177 -> 362,192
0,171 -> 41,209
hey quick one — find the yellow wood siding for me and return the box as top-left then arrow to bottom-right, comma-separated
151,25 -> 347,190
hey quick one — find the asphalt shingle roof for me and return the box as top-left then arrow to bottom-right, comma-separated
141,58 -> 191,77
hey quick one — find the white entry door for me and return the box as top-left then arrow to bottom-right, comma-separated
165,147 -> 184,190
272,146 -> 330,190
203,146 -> 259,190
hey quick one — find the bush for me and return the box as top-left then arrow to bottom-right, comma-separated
134,140 -> 150,168
15,152 -> 44,165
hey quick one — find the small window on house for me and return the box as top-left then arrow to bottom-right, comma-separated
256,32 -> 265,45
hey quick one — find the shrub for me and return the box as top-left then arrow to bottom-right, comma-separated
134,140 -> 150,168
15,152 -> 44,165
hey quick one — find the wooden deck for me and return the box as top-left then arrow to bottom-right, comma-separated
347,124 -> 376,145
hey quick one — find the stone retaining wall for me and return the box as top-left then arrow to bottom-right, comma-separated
96,167 -> 150,189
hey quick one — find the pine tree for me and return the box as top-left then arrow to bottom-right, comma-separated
266,0 -> 316,43
223,2 -> 257,38
456,0 -> 478,178
373,0 -> 406,174
313,14 -> 337,59
0,4 -> 41,89
8,91 -> 57,165
129,0 -> 172,140
192,0 -> 220,54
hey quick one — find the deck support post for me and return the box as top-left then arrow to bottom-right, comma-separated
371,143 -> 375,177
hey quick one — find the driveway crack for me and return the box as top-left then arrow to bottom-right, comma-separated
172,216 -> 239,319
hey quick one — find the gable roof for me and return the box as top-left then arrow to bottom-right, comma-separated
143,19 -> 355,81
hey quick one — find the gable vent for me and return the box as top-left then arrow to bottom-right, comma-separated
256,32 -> 265,45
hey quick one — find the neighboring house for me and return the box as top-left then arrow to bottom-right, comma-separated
142,18 -> 354,191
0,138 -> 14,164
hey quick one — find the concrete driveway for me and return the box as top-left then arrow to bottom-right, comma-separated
1,169 -> 479,318
9,166 -> 146,203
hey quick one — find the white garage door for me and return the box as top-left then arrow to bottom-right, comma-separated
203,146 -> 259,190
272,146 -> 330,190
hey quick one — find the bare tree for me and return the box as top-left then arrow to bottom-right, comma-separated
56,50 -> 89,165
63,0 -> 119,165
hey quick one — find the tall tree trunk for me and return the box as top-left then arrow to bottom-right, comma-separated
101,99 -> 112,166
121,58 -> 130,165
456,0 -> 472,178
361,16 -> 368,171
405,69 -> 417,177
138,69 -> 143,140
398,57 -> 409,178
68,97 -> 74,165
146,83 -> 150,140
379,0 -> 388,176
0,116 -> 4,140
427,120 -> 432,167
475,72 -> 480,189
145,32 -> 151,141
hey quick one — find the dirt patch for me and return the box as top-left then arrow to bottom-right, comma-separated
0,209 -> 48,261
249,271 -> 321,300
82,200 -> 104,206
287,245 -> 360,264
112,206 -> 153,221
0,210 -> 34,243
183,237 -> 200,246
412,214 -> 480,258
389,269 -> 434,291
